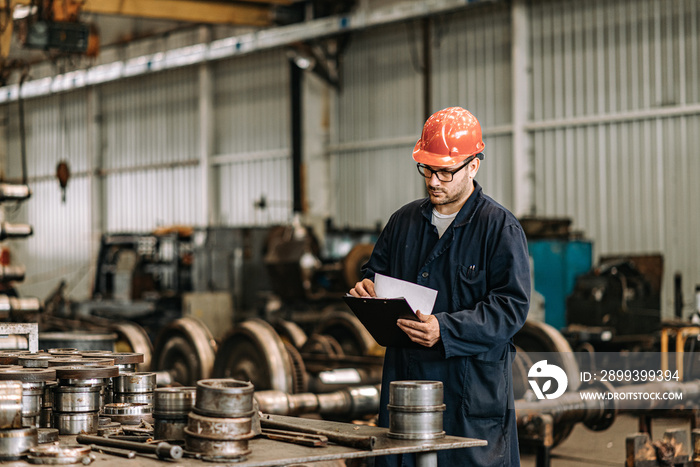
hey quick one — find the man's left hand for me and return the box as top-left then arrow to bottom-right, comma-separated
397,311 -> 441,347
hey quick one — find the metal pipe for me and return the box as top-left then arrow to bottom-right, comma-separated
260,415 -> 376,450
254,384 -> 381,419
76,434 -> 182,460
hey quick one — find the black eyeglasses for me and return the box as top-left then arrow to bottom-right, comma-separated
416,154 -> 479,182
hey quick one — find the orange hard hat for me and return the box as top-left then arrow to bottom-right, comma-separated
412,107 -> 485,167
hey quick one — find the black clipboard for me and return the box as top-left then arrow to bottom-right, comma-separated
343,295 -> 421,348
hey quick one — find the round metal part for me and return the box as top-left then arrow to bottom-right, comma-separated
53,365 -> 118,380
39,332 -> 117,352
113,392 -> 153,405
270,318 -> 307,349
513,320 -> 581,392
212,319 -> 293,393
387,411 -> 445,440
300,333 -> 345,358
27,444 -> 92,465
153,317 -> 217,386
113,372 -> 156,394
154,418 -> 187,441
194,379 -> 255,418
387,381 -> 446,441
54,386 -> 101,413
53,412 -> 99,435
102,403 -> 153,425
19,355 -> 56,368
48,357 -> 115,367
0,352 -> 24,365
79,352 -> 144,366
96,422 -> 122,437
0,380 -> 23,429
153,387 -> 196,416
0,368 -> 56,382
57,378 -> 108,388
109,322 -> 153,372
314,310 -> 379,357
342,243 -> 375,288
47,349 -> 81,356
184,429 -> 251,461
0,426 -> 38,460
388,381 -> 444,407
40,408 -> 53,429
36,428 -> 59,444
21,381 -> 44,419
187,412 -> 254,440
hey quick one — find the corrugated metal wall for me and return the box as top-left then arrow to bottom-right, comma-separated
100,68 -> 200,231
331,24 -> 425,228
214,50 -> 292,226
3,91 -> 93,299
528,0 -> 700,314
431,4 -> 514,211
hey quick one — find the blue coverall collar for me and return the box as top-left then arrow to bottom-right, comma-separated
420,180 -> 483,227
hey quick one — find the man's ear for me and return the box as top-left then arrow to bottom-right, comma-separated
469,159 -> 480,176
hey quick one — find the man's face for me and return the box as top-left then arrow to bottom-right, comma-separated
424,159 -> 479,210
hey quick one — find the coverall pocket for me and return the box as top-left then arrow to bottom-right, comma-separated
452,264 -> 487,309
463,357 -> 507,419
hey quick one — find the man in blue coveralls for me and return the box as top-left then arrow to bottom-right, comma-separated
349,107 -> 530,466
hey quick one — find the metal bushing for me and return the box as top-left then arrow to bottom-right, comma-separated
154,418 -> 187,441
18,355 -> 56,368
48,357 -> 115,367
194,379 -> 255,418
96,422 -> 122,437
113,392 -> 153,405
47,349 -> 81,356
0,352 -> 29,365
80,352 -> 144,366
0,381 -> 23,430
0,368 -> 56,383
53,412 -> 99,435
113,372 -> 156,394
0,426 -> 38,460
57,378 -> 107,388
186,412 -> 254,440
102,403 -> 153,426
21,381 -> 45,417
36,428 -> 59,444
27,443 -> 92,465
39,407 -> 52,429
153,387 -> 196,417
54,386 -> 101,413
53,365 -> 118,380
387,381 -> 446,440
184,429 -> 252,461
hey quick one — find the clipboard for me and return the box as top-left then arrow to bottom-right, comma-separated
342,295 -> 421,348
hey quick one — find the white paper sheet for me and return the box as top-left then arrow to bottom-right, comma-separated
374,273 -> 438,315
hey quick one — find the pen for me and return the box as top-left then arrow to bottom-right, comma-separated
468,265 -> 475,279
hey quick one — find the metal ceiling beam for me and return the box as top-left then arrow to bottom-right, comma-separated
0,0 -> 496,102
80,0 -> 273,27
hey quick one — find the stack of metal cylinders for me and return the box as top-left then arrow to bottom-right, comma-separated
51,363 -> 119,435
113,372 -> 156,405
184,379 -> 256,462
0,368 -> 55,429
387,380 -> 446,440
79,351 -> 146,405
153,387 -> 196,440
0,381 -> 38,460
102,402 -> 153,426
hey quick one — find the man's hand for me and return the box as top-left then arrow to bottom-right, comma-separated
348,279 -> 376,298
397,311 -> 441,347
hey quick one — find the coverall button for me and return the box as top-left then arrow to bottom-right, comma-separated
421,272 -> 429,278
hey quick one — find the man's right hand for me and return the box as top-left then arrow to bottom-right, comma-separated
349,278 -> 376,297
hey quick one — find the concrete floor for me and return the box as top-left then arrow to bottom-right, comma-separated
520,414 -> 690,466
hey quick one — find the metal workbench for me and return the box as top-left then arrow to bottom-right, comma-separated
3,416 -> 486,467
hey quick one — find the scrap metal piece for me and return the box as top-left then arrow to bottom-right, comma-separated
27,444 -> 91,465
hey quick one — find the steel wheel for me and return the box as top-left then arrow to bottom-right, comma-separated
152,317 -> 217,386
213,319 -> 294,393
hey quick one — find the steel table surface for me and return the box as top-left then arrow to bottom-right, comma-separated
3,416 -> 487,466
